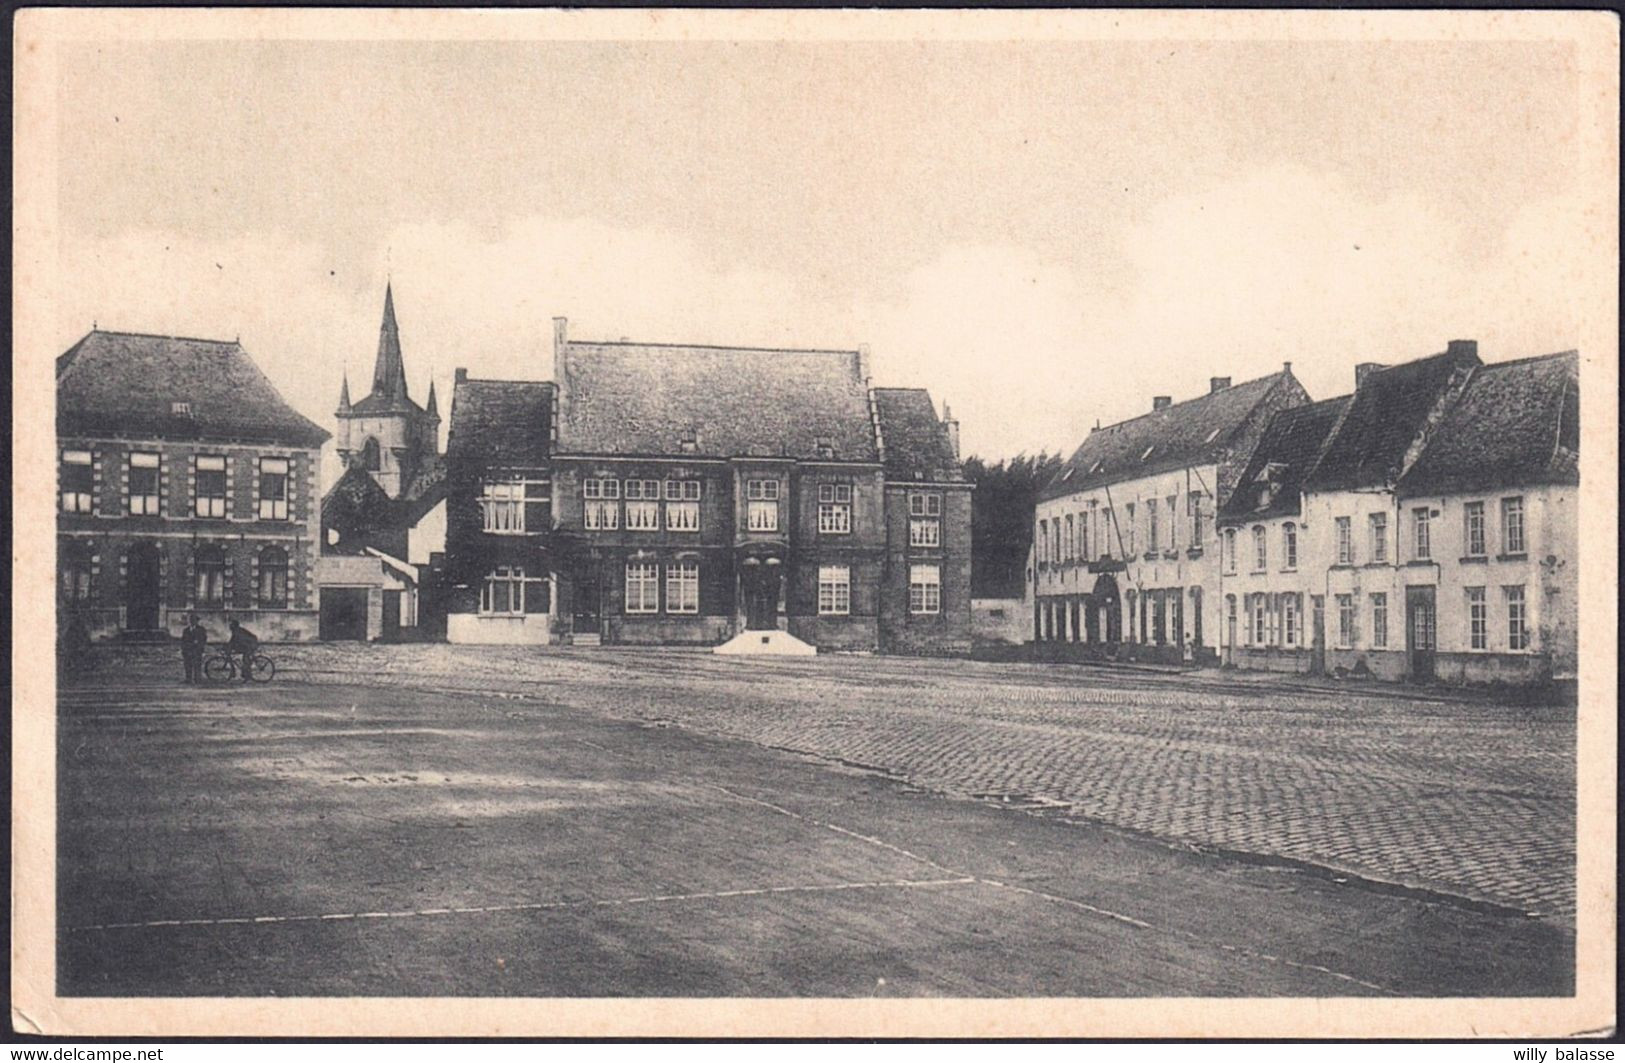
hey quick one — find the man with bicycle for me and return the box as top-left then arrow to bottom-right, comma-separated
226,619 -> 260,683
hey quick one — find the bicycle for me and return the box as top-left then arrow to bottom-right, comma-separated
202,651 -> 276,683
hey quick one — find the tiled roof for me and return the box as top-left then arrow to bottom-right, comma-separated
447,377 -> 555,468
556,339 -> 879,462
873,388 -> 962,482
321,462 -> 397,528
399,453 -> 448,521
1042,371 -> 1296,501
1304,345 -> 1480,492
1398,351 -> 1579,497
1218,395 -> 1351,523
56,330 -> 329,448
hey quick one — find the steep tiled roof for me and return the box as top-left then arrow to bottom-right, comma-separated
1219,395 -> 1351,523
1304,345 -> 1480,492
1398,351 -> 1579,497
1042,371 -> 1297,501
321,462 -> 397,528
57,330 -> 328,447
447,377 -> 554,468
873,388 -> 962,482
556,339 -> 878,461
399,453 -> 448,521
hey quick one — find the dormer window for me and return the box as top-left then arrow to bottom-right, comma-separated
678,435 -> 699,454
171,401 -> 193,416
815,436 -> 836,459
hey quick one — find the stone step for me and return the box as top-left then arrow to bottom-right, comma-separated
572,632 -> 601,647
712,629 -> 817,657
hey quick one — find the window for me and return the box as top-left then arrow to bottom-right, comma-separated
1336,594 -> 1355,648
908,564 -> 941,614
1335,517 -> 1354,565
1080,509 -> 1092,560
1037,519 -> 1049,563
665,481 -> 701,532
128,452 -> 161,515
480,476 -> 549,533
1283,595 -> 1300,647
1251,594 -> 1267,645
1124,503 -> 1136,555
1369,512 -> 1388,563
1188,492 -> 1204,550
257,547 -> 289,609
1252,526 -> 1267,571
1370,592 -> 1388,648
624,562 -> 660,613
1222,528 -> 1237,573
624,479 -> 661,531
195,455 -> 228,518
1413,507 -> 1432,560
258,457 -> 290,520
910,493 -> 942,548
818,483 -> 852,535
1466,587 -> 1488,650
666,561 -> 699,614
1501,496 -> 1526,555
361,437 -> 381,472
746,480 -> 780,532
480,566 -> 549,616
60,543 -> 93,603
1063,514 -> 1075,559
1226,594 -> 1237,642
1505,585 -> 1529,650
171,401 -> 192,416
194,545 -> 225,606
1165,495 -> 1178,550
818,565 -> 851,616
1147,499 -> 1159,553
1282,522 -> 1298,570
1053,520 -> 1061,562
582,478 -> 620,530
1464,501 -> 1486,557
61,450 -> 95,514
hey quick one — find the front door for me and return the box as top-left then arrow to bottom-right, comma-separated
743,566 -> 782,630
1310,595 -> 1326,674
381,591 -> 402,640
572,574 -> 601,636
319,588 -> 368,640
1406,586 -> 1437,681
125,543 -> 161,631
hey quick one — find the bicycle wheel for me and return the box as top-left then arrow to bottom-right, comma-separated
203,655 -> 234,682
250,654 -> 275,682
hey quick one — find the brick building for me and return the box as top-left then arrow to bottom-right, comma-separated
56,330 -> 329,642
1033,368 -> 1310,663
442,318 -> 972,653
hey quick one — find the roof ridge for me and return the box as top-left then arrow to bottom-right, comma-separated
1476,349 -> 1580,371
82,328 -> 241,346
568,338 -> 860,356
1088,369 -> 1283,435
457,376 -> 554,387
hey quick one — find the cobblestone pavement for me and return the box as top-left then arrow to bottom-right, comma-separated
90,644 -> 1577,923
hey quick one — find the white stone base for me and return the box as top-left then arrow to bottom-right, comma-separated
447,613 -> 552,645
712,629 -> 817,656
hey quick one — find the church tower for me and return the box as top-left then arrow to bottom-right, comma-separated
334,284 -> 442,498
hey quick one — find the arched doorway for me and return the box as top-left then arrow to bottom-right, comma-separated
125,542 -> 162,631
1091,573 -> 1121,643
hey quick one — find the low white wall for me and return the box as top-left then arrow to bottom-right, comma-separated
447,612 -> 551,645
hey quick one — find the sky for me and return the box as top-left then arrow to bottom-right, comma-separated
51,33 -> 1595,474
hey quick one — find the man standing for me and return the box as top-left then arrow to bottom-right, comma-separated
226,619 -> 259,682
181,613 -> 208,683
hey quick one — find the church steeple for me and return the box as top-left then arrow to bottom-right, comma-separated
371,283 -> 409,402
426,378 -> 439,418
337,370 -> 352,414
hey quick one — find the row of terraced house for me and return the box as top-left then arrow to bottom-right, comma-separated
1032,340 -> 1580,684
55,287 -> 974,655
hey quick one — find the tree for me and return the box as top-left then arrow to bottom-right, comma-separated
964,451 -> 1063,599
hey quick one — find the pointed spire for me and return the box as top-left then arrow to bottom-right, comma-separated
371,282 -> 409,402
338,370 -> 352,412
426,377 -> 439,418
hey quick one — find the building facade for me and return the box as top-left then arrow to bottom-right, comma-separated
1033,369 -> 1310,664
441,318 -> 972,654
1214,342 -> 1578,684
57,331 -> 329,642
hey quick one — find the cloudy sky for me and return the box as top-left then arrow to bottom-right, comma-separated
50,28 -> 1598,470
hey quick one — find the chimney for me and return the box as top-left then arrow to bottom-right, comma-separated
1446,339 -> 1478,360
1152,396 -> 1172,411
942,402 -> 960,460
1355,362 -> 1387,388
856,343 -> 872,384
455,367 -> 468,383
1209,376 -> 1231,394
